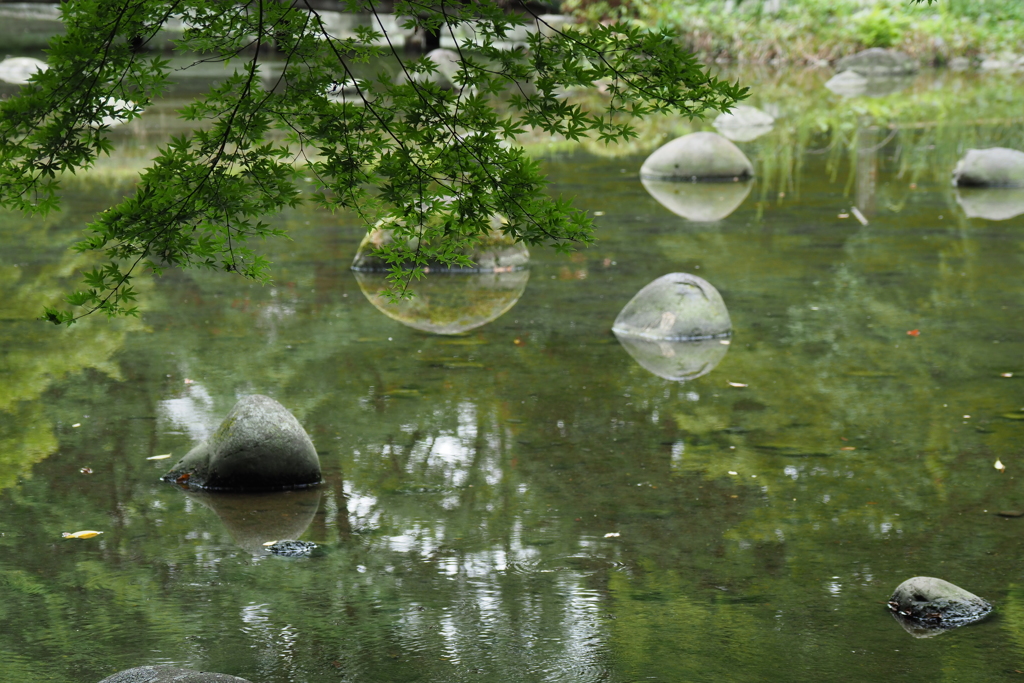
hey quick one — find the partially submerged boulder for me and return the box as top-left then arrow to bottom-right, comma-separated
98,666 -> 253,683
956,187 -> 1024,220
0,56 -> 47,84
641,178 -> 752,222
613,273 -> 732,341
640,132 -> 753,182
162,395 -> 321,491
888,576 -> 992,637
835,48 -> 918,76
713,105 -> 775,142
824,70 -> 912,98
952,148 -> 1024,188
351,225 -> 529,273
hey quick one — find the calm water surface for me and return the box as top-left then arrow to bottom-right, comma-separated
2,67 -> 1024,682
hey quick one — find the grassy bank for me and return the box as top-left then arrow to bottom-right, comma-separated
564,0 -> 1024,65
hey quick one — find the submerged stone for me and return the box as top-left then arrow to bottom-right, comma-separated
640,132 -> 753,181
615,335 -> 730,382
613,273 -> 732,342
187,488 -> 321,553
887,576 -> 992,637
162,395 -> 321,491
835,48 -> 918,76
956,187 -> 1024,220
641,177 -> 752,222
952,148 -> 1024,188
0,56 -> 47,84
713,105 -> 775,142
97,666 -> 253,683
354,269 -> 529,335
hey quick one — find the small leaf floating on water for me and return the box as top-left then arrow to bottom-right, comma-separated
840,446 -> 856,451
72,423 -> 81,428
146,454 -> 172,460
175,472 -> 191,485
906,329 -> 920,337
728,382 -> 748,388
995,459 -> 1006,473
62,530 -> 102,539
184,378 -> 195,384
79,467 -> 93,474
262,540 -> 279,546
604,532 -> 620,538
1001,373 -> 1014,378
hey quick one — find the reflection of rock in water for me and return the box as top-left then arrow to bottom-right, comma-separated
713,105 -> 775,142
612,273 -> 732,381
187,489 -> 321,554
641,177 -> 753,222
956,187 -> 1024,220
614,333 -> 730,381
354,269 -> 529,335
824,71 -> 912,98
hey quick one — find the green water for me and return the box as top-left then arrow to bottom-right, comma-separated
3,67 -> 1024,682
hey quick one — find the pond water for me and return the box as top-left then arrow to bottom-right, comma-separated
3,65 -> 1024,682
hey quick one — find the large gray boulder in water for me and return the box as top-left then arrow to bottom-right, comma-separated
887,576 -> 992,637
640,132 -> 753,182
835,48 -> 918,76
98,666 -> 253,683
613,273 -> 732,341
952,148 -> 1024,188
162,395 -> 321,491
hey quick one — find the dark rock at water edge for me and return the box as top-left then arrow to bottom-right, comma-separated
952,148 -> 1024,188
162,395 -> 321,491
835,48 -> 918,76
98,666 -> 253,683
613,273 -> 732,342
639,132 -> 753,182
888,576 -> 992,637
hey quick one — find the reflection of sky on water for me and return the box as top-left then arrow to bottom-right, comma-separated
159,382 -> 216,440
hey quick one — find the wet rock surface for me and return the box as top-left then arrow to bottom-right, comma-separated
639,132 -> 753,181
835,48 -> 918,76
613,273 -> 732,342
888,576 -> 992,637
641,178 -> 752,222
952,148 -> 1024,187
97,666 -> 253,683
162,395 -> 321,491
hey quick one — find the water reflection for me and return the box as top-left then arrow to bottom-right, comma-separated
186,489 -> 322,554
641,178 -> 753,222
955,187 -> 1024,220
824,72 -> 913,98
613,334 -> 730,381
353,269 -> 529,334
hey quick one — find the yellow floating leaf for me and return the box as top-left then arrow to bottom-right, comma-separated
995,459 -> 1006,473
262,540 -> 279,546
146,454 -> 172,460
62,530 -> 103,539
727,382 -> 748,388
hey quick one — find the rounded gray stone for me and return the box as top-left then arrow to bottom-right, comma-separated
641,177 -> 752,222
712,105 -> 775,142
640,132 -> 753,181
612,273 -> 732,342
0,56 -> 47,84
163,395 -> 321,491
98,666 -> 253,683
888,576 -> 992,634
351,226 -> 529,273
952,148 -> 1024,188
412,48 -> 462,90
615,334 -> 730,382
956,187 -> 1024,220
824,70 -> 912,98
835,48 -> 918,76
